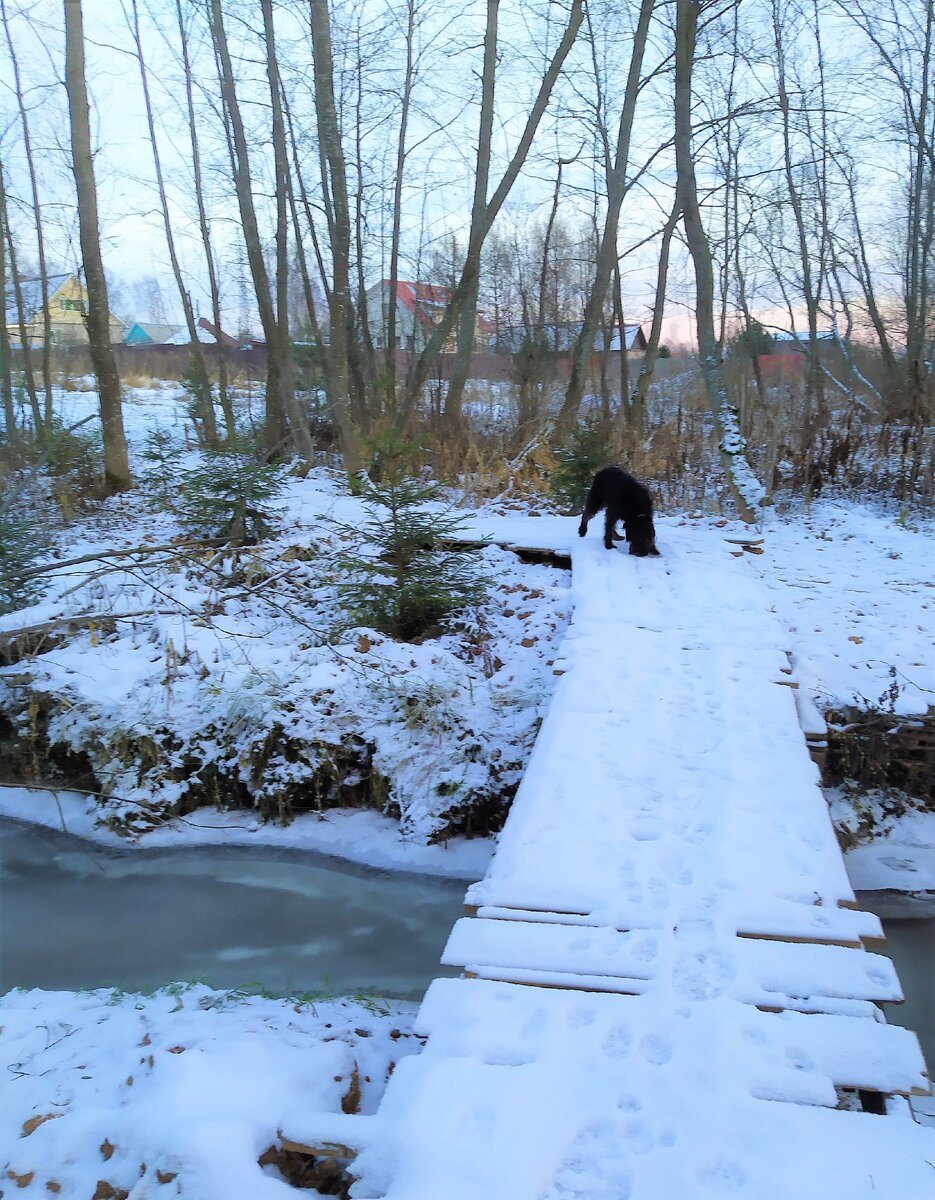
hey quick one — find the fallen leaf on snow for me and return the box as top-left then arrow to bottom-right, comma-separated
21,1113 -> 63,1137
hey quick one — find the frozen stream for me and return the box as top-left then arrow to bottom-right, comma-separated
881,920 -> 935,1072
1,819 -> 933,1075
0,819 -> 466,1000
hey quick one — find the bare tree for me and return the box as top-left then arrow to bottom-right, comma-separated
0,154 -> 44,435
261,0 -> 315,464
385,0 -> 418,401
397,0 -> 586,433
674,0 -> 760,522
63,0 -> 131,493
2,0 -> 53,427
309,0 -> 365,473
125,0 -> 218,446
174,0 -> 235,441
0,156 -> 18,440
770,0 -> 827,419
838,0 -> 935,419
207,0 -> 288,457
630,195 -> 681,427
558,0 -> 656,432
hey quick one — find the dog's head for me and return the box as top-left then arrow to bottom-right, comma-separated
626,514 -> 660,557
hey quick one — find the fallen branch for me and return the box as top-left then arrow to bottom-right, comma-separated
22,537 -> 234,581
0,608 -> 183,648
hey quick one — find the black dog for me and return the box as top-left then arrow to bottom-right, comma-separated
578,466 -> 660,556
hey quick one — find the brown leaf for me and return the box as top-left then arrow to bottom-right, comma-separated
100,1139 -> 116,1161
341,1065 -> 361,1115
166,1046 -> 185,1055
91,1183 -> 129,1200
521,637 -> 537,648
6,1170 -> 34,1189
155,1170 -> 178,1185
21,1113 -> 63,1137
355,634 -> 372,653
46,1182 -> 62,1194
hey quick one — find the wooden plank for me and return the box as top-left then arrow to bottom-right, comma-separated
469,901 -> 884,950
443,917 -> 904,1007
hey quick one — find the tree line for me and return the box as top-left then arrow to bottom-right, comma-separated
1,0 -> 932,515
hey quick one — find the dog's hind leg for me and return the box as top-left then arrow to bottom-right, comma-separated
602,508 -> 618,550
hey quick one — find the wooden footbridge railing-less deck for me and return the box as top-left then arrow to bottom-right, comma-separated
283,526 -> 935,1199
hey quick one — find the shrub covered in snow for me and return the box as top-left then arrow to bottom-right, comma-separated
0,511 -> 568,843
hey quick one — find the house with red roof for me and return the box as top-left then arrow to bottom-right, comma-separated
365,280 -> 493,353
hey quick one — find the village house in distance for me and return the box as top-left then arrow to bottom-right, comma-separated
364,279 -> 494,353
4,273 -> 125,348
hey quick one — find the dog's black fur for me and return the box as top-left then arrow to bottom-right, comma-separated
578,466 -> 660,556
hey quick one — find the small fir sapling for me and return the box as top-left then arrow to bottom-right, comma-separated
178,436 -> 287,544
0,478 -> 50,613
550,422 -> 612,514
140,428 -> 182,511
336,430 -> 488,641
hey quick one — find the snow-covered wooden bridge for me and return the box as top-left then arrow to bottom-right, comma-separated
284,525 -> 935,1199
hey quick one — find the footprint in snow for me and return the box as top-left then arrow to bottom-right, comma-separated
638,1033 -> 672,1065
602,1026 -> 632,1058
621,1119 -> 654,1156
697,1158 -> 746,1192
673,947 -> 736,1000
629,816 -> 665,841
567,1005 -> 596,1029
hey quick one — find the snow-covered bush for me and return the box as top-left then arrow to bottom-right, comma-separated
0,523 -> 567,844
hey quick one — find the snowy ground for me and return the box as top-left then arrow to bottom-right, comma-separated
2,387 -> 934,1195
0,984 -> 420,1198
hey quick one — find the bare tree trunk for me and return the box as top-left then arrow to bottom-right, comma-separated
612,264 -> 630,416
771,0 -> 825,420
2,0 -> 53,427
309,0 -> 364,474
0,157 -> 43,435
674,0 -> 761,522
175,0 -> 234,441
208,0 -> 287,457
630,196 -> 681,428
397,0 -> 584,430
126,0 -> 218,447
558,0 -> 655,433
350,32 -> 377,423
262,0 -> 314,465
442,0 -> 499,443
386,0 -> 417,404
63,0 -> 131,493
0,160 -> 16,441
282,88 -> 332,358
